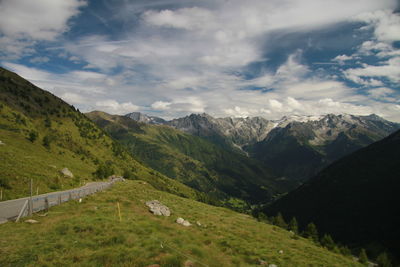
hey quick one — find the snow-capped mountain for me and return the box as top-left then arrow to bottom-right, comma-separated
125,112 -> 166,125
125,112 -> 400,181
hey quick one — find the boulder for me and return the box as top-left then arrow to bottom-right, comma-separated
176,217 -> 191,227
145,200 -> 171,216
60,168 -> 73,178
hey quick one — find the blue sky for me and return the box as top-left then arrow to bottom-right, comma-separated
0,0 -> 399,121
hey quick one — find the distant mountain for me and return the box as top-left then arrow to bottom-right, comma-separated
127,112 -> 400,181
126,112 -> 166,125
248,113 -> 400,181
264,129 -> 400,261
87,111 -> 293,208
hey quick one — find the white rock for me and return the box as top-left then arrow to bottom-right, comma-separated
176,217 -> 191,227
146,200 -> 171,216
60,168 -> 73,178
25,219 -> 39,224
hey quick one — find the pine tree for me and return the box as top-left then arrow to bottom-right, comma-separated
358,248 -> 368,265
320,234 -> 335,250
303,222 -> 319,243
288,217 -> 299,234
273,212 -> 288,229
376,252 -> 392,267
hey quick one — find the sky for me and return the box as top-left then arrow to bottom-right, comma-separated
0,0 -> 399,121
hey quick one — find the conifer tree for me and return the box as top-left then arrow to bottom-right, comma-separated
376,252 -> 392,267
273,212 -> 288,229
303,222 -> 319,243
320,234 -> 335,250
288,217 -> 299,234
358,248 -> 368,265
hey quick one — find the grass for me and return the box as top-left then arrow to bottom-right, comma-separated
0,180 -> 362,266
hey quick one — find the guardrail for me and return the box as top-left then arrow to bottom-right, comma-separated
0,177 -> 124,223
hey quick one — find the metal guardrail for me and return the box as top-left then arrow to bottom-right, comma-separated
0,177 -> 124,223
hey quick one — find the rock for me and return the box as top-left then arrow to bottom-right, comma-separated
176,217 -> 191,226
145,200 -> 171,216
268,264 -> 278,267
25,219 -> 39,224
0,140 -> 5,145
60,168 -> 73,178
278,250 -> 283,254
196,221 -> 202,226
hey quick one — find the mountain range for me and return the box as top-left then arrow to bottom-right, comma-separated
126,112 -> 400,182
2,66 -> 400,264
87,111 -> 291,209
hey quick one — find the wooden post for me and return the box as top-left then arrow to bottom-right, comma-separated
117,202 -> 122,222
16,200 -> 29,222
0,188 -> 2,201
44,197 -> 49,211
58,194 -> 62,205
36,187 -> 39,195
29,178 -> 33,216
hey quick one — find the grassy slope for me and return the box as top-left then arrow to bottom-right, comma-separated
86,111 -> 290,206
0,67 -> 198,200
0,180 -> 362,267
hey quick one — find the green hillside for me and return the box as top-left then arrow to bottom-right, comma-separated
0,67 -> 199,200
0,180 -> 362,266
86,111 -> 291,209
264,129 -> 400,263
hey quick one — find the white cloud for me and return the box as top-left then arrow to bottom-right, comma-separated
95,100 -> 139,115
356,9 -> 400,43
143,7 -> 215,30
0,0 -> 86,40
367,87 -> 396,100
344,57 -> 400,83
151,101 -> 171,110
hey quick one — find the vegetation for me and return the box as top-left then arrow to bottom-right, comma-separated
86,111 -> 293,209
358,248 -> 368,265
264,129 -> 400,263
0,67 -> 201,202
0,180 -> 363,266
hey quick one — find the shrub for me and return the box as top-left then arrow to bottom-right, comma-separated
28,131 -> 38,143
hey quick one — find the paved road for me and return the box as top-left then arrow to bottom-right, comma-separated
0,180 -> 120,223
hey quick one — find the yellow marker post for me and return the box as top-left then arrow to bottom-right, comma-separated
117,202 -> 122,222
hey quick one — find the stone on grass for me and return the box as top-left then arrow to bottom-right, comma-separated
25,219 -> 39,224
0,140 -> 5,145
60,167 -> 73,178
269,264 -> 278,267
145,200 -> 171,216
176,217 -> 191,227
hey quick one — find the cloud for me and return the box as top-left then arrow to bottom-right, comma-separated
344,56 -> 400,83
356,9 -> 400,43
0,0 -> 86,40
151,101 -> 171,110
95,100 -> 139,115
143,7 -> 215,30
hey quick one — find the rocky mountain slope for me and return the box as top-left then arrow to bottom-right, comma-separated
127,112 -> 400,182
264,129 -> 400,262
87,111 -> 292,208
